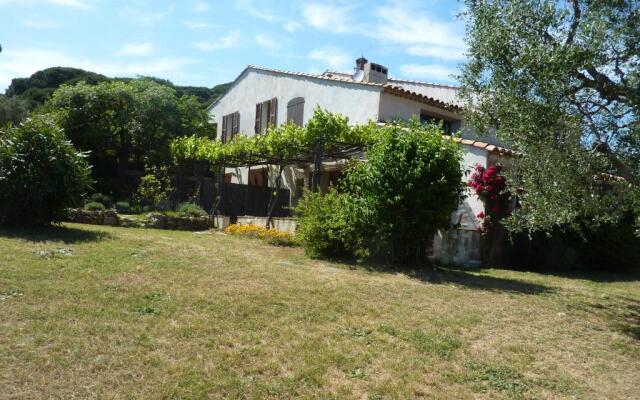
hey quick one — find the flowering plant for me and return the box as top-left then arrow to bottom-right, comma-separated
468,163 -> 510,231
224,224 -> 295,246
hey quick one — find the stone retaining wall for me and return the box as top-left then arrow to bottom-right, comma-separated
66,209 -> 225,232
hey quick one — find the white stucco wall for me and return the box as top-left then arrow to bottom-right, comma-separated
209,68 -> 382,137
378,92 -> 462,130
460,145 -> 488,224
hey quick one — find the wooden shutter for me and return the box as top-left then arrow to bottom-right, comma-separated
268,98 -> 277,126
255,103 -> 262,134
231,112 -> 239,138
221,115 -> 228,143
287,97 -> 304,126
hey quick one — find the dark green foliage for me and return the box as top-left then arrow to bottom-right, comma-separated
135,165 -> 173,211
177,202 -> 208,217
0,95 -> 29,126
0,115 -> 92,226
48,79 -> 214,196
460,0 -> 640,235
4,67 -> 229,109
294,189 -> 361,258
296,122 -> 464,264
342,122 -> 464,264
115,201 -> 133,214
89,193 -> 113,208
85,202 -> 106,211
5,67 -> 109,109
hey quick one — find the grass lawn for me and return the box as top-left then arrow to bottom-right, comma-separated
1,223 -> 638,399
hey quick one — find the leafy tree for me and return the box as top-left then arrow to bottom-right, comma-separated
341,122 -> 464,264
48,79 -> 214,195
4,67 -> 230,111
294,121 -> 463,264
6,67 -> 109,109
459,0 -> 640,235
0,95 -> 29,126
0,115 -> 92,226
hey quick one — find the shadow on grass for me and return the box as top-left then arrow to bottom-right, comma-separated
584,297 -> 640,341
338,259 -> 554,295
0,224 -> 111,244
498,266 -> 640,283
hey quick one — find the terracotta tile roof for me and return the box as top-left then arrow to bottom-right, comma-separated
245,65 -> 461,112
445,135 -> 514,156
323,70 -> 461,90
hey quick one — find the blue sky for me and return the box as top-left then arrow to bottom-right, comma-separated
0,0 -> 467,92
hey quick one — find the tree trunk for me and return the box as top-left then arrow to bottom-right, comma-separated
311,140 -> 324,192
266,165 -> 285,229
117,130 -> 130,196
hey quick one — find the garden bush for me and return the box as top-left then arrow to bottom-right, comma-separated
115,201 -> 133,214
296,122 -> 464,264
135,165 -> 173,211
0,115 -> 91,226
89,193 -> 113,208
84,202 -> 106,211
294,189 -> 362,258
177,202 -> 208,217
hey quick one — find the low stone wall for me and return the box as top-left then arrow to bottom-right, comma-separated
66,209 -> 219,232
235,216 -> 298,233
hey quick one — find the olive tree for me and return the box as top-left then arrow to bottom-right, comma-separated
459,0 -> 640,234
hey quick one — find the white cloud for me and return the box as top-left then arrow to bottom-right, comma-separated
283,21 -> 301,33
399,64 -> 457,82
192,32 -> 240,51
235,0 -> 278,22
121,5 -> 174,26
406,45 -> 465,61
18,18 -> 59,29
374,1 -> 466,60
0,48 -> 195,91
302,3 -> 354,33
184,20 -> 212,29
255,34 -> 282,51
0,0 -> 92,9
117,42 -> 154,56
308,47 -> 352,70
192,1 -> 210,12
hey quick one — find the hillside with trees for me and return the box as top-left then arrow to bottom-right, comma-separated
1,67 -> 231,126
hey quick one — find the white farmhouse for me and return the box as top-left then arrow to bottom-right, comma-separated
208,57 -> 512,267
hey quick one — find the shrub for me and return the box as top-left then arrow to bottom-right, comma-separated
294,189 -> 361,258
89,193 -> 113,208
135,165 -> 173,211
115,201 -> 133,214
85,201 -> 106,211
177,202 -> 208,217
295,122 -> 464,264
0,115 -> 91,226
342,122 -> 463,264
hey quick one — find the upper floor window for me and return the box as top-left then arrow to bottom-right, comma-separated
420,111 -> 453,135
221,111 -> 240,143
287,97 -> 305,127
255,98 -> 277,134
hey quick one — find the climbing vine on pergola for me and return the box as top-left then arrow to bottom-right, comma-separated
171,108 -> 383,226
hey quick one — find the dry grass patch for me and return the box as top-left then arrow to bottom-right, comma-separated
0,223 -> 638,399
